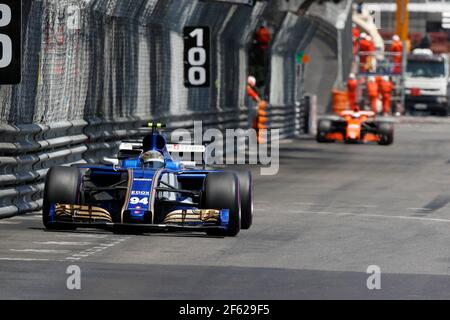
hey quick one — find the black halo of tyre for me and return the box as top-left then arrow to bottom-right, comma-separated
202,172 -> 241,237
234,171 -> 253,230
42,167 -> 81,230
317,119 -> 333,143
377,122 -> 394,146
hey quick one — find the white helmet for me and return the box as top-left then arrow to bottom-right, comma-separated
140,150 -> 165,169
360,32 -> 367,39
248,76 -> 256,87
392,34 -> 400,42
349,73 -> 356,80
368,76 -> 376,82
382,75 -> 390,82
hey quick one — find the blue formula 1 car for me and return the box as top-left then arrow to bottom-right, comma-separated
42,124 -> 253,237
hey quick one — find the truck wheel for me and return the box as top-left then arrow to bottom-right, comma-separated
377,122 -> 394,146
234,171 -> 253,230
43,167 -> 81,230
202,172 -> 241,237
317,120 -> 333,143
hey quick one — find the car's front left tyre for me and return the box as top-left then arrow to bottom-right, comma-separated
202,172 -> 241,237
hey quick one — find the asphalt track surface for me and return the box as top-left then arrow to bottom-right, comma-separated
2,118 -> 450,299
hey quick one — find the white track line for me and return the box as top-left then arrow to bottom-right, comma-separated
55,234 -> 108,239
34,241 -> 92,246
9,249 -> 70,254
64,236 -> 131,261
0,258 -> 49,262
292,202 -> 322,206
11,216 -> 41,220
290,210 -> 450,223
0,221 -> 21,225
70,254 -> 90,258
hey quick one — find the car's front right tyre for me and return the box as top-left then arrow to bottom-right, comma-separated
377,122 -> 394,146
43,167 -> 81,230
317,120 -> 334,143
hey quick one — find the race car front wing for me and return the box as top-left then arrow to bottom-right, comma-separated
49,203 -> 230,232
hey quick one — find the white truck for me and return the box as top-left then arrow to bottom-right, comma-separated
405,49 -> 450,116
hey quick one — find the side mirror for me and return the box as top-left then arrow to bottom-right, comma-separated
180,161 -> 197,169
102,157 -> 119,166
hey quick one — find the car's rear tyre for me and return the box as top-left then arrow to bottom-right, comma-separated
439,108 -> 448,117
377,122 -> 394,146
202,172 -> 241,237
317,120 -> 334,143
234,171 -> 253,230
43,167 -> 81,230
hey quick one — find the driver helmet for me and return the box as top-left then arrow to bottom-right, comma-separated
140,150 -> 165,169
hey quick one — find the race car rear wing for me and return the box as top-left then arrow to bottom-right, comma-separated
117,142 -> 144,160
167,144 -> 208,168
118,141 -> 206,154
166,144 -> 206,153
117,141 -> 209,168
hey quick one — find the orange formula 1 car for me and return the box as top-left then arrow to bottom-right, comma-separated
316,110 -> 394,145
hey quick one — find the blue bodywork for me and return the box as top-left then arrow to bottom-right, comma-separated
49,130 -> 230,232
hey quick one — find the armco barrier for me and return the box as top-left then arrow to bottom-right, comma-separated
0,122 -> 88,219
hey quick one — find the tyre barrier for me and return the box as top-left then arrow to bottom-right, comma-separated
0,105 -> 311,218
332,89 -> 350,114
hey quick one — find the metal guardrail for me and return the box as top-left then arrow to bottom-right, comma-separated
0,121 -> 88,218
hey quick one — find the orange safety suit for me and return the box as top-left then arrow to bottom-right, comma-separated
347,78 -> 358,110
380,79 -> 394,114
359,38 -> 372,72
255,27 -> 271,51
352,28 -> 360,55
390,40 -> 403,74
247,85 -> 260,103
376,76 -> 383,101
367,81 -> 379,113
366,39 -> 376,72
247,85 -> 261,130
